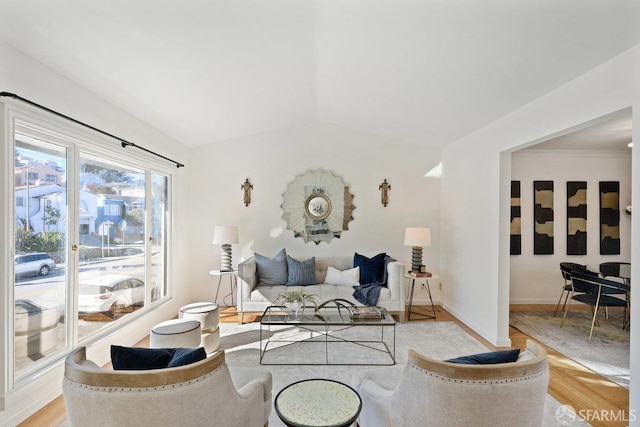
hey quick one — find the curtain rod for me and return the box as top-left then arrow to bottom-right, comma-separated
0,91 -> 184,168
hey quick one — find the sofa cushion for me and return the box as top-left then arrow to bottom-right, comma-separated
325,266 -> 360,286
286,255 -> 317,286
354,252 -> 387,284
444,349 -> 521,365
255,248 -> 288,285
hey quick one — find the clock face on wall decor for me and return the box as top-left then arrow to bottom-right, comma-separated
281,169 -> 355,244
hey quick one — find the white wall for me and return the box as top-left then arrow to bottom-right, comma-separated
510,150 -> 632,304
185,122 -> 441,305
441,44 -> 640,425
0,40 -> 192,424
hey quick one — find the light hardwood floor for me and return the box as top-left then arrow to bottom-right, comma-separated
19,305 -> 629,427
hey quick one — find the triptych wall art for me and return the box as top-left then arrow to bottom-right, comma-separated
510,181 -> 521,255
567,181 -> 587,255
599,181 -> 621,255
509,180 -> 621,256
533,181 -> 554,255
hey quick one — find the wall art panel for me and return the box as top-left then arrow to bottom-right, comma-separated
566,181 -> 587,255
599,181 -> 620,255
533,181 -> 554,255
510,181 -> 521,255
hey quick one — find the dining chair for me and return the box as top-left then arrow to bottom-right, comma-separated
554,262 -> 595,317
599,261 -> 631,280
561,271 -> 630,341
599,262 -> 631,329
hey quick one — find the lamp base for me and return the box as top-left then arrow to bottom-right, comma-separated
410,246 -> 423,273
220,244 -> 233,272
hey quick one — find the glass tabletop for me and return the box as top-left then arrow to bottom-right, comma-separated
261,305 -> 395,326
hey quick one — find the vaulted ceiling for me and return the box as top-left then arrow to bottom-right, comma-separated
1,1 -> 639,148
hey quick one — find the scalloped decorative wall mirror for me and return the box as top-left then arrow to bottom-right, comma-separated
281,170 -> 355,244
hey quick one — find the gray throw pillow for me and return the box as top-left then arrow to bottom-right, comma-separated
255,248 -> 288,285
286,255 -> 317,286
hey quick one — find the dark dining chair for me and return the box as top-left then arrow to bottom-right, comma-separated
554,263 -> 596,317
599,261 -> 630,278
561,271 -> 630,341
599,262 -> 631,329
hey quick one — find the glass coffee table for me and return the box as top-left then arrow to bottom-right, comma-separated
259,303 -> 396,365
275,379 -> 362,427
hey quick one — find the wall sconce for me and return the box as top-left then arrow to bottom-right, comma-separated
379,179 -> 391,207
241,178 -> 253,207
213,226 -> 239,271
404,227 -> 431,273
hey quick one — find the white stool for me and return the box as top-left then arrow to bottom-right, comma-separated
150,319 -> 201,349
179,302 -> 220,353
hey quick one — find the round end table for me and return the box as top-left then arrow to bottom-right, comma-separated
275,379 -> 362,427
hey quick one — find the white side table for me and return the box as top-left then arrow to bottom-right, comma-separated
209,269 -> 238,306
405,273 -> 439,321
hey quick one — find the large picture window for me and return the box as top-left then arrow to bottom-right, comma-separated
5,107 -> 173,390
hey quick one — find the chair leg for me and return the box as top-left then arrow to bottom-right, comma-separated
588,294 -> 603,342
560,290 -> 574,327
554,290 -> 569,317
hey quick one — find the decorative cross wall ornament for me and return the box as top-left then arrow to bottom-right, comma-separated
241,178 -> 253,206
379,179 -> 391,207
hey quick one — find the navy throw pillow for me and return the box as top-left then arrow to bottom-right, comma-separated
444,348 -> 521,365
382,255 -> 396,285
354,252 -> 387,285
167,347 -> 207,368
111,345 -> 174,370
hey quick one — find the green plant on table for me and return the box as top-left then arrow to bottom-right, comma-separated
273,289 -> 319,315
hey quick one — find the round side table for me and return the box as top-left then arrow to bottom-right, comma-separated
275,379 -> 362,427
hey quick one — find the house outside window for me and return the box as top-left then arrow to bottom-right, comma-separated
3,105 -> 174,396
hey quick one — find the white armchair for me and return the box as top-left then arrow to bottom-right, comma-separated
351,340 -> 549,427
63,347 -> 272,427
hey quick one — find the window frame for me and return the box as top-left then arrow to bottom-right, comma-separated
1,100 -> 176,394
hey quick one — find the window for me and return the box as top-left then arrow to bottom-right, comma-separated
4,107 -> 173,393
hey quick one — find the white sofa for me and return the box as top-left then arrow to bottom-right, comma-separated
237,255 -> 405,323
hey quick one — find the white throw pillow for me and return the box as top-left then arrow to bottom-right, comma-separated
325,266 -> 360,286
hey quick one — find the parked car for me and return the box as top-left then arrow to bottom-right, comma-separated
15,299 -> 62,357
78,274 -> 145,319
14,252 -> 56,278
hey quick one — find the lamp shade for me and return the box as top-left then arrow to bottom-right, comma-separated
212,226 -> 239,244
404,227 -> 431,247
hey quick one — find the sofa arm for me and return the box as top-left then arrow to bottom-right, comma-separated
386,261 -> 405,302
237,257 -> 257,312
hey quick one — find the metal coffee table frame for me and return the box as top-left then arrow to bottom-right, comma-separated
260,305 -> 396,366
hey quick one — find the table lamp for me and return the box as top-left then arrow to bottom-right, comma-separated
213,226 -> 239,272
404,227 -> 431,273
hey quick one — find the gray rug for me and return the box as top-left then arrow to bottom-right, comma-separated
510,308 -> 630,388
219,320 -> 590,427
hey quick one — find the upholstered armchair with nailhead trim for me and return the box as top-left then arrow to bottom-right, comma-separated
63,347 -> 272,427
351,340 -> 548,427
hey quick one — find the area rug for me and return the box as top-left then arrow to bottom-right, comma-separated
510,308 -> 630,388
219,321 -> 589,427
